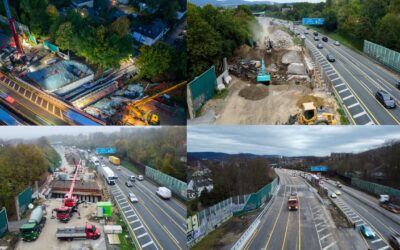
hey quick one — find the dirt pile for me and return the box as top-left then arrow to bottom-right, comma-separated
296,95 -> 325,108
239,84 -> 269,100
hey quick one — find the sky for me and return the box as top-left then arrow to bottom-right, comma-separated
188,126 -> 400,157
0,126 -> 156,140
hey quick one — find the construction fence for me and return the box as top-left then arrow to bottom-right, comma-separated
352,178 -> 400,197
364,40 -> 400,73
0,208 -> 8,238
187,177 -> 278,247
145,166 -> 187,200
16,187 -> 32,220
187,66 -> 217,119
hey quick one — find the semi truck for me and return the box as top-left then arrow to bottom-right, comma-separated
109,156 -> 120,165
288,193 -> 299,210
56,223 -> 100,240
102,166 -> 116,185
19,206 -> 46,241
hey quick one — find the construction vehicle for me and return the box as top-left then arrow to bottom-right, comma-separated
53,159 -> 82,222
288,193 -> 299,210
256,59 -> 271,84
379,195 -> 400,214
265,37 -> 273,53
108,156 -> 120,165
294,102 -> 337,125
56,223 -> 100,241
125,81 -> 187,125
3,0 -> 24,57
19,206 -> 46,241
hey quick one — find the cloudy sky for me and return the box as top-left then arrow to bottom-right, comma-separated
188,126 -> 400,156
0,126 -> 157,140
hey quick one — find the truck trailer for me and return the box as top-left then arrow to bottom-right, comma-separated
56,223 -> 100,240
102,166 -> 116,185
19,206 -> 46,241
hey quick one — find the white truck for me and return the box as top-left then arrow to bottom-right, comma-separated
102,166 -> 116,185
156,187 -> 172,200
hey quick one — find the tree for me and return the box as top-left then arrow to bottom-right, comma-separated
136,43 -> 172,79
109,16 -> 131,37
375,13 -> 400,51
46,4 -> 59,22
323,9 -> 338,32
55,22 -> 75,51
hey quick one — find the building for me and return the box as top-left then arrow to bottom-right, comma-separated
131,19 -> 169,46
72,0 -> 93,8
50,179 -> 102,203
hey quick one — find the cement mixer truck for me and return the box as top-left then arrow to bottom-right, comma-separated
19,206 -> 47,241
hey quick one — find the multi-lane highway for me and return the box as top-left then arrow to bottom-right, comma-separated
324,179 -> 400,250
99,158 -> 187,250
297,25 -> 400,125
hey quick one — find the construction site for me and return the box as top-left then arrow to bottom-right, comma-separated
5,145 -> 129,250
194,17 -> 340,125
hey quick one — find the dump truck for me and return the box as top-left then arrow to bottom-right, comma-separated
19,206 -> 46,241
379,195 -> 400,214
290,102 -> 337,125
108,156 -> 120,165
56,223 -> 101,241
288,193 -> 299,210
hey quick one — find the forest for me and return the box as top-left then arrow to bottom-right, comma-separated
188,4 -> 258,79
49,127 -> 187,181
248,0 -> 400,52
0,138 -> 60,218
189,157 -> 276,213
326,140 -> 400,188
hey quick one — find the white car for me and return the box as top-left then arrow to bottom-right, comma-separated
137,175 -> 144,181
128,193 -> 138,203
335,190 -> 341,195
156,187 -> 172,199
331,193 -> 337,198
334,41 -> 340,46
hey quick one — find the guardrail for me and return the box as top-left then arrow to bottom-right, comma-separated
230,185 -> 279,250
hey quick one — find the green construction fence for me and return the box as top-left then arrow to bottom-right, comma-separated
352,178 -> 400,197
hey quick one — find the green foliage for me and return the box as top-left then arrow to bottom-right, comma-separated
188,3 -> 257,79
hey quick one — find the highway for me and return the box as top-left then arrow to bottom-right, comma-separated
297,25 -> 400,125
99,158 -> 187,250
324,179 -> 400,250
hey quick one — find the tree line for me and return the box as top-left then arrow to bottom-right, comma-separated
0,138 -> 60,218
49,127 -> 187,181
248,0 -> 400,52
188,4 -> 259,79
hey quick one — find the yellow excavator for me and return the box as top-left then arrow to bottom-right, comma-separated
126,81 -> 187,125
297,102 -> 337,125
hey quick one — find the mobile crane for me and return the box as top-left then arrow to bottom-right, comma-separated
3,0 -> 24,56
53,159 -> 82,222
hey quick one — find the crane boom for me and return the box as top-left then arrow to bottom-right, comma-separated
3,0 -> 24,55
64,159 -> 80,207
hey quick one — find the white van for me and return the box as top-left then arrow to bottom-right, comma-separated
156,187 -> 171,200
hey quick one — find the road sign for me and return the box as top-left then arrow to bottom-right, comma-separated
302,18 -> 325,25
96,147 -> 116,154
310,166 -> 328,172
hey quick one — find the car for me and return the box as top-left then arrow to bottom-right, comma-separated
313,31 -> 318,36
360,225 -> 376,238
322,36 -> 328,42
291,192 -> 297,196
317,43 -> 323,49
335,190 -> 341,195
375,90 -> 396,109
334,41 -> 340,46
129,175 -> 136,182
125,181 -> 133,187
326,54 -> 335,62
307,27 -> 310,30
389,233 -> 400,250
304,31 -> 309,35
156,187 -> 172,199
128,193 -> 138,203
331,193 -> 337,198
314,36 -> 320,41
396,81 -> 400,89
137,175 -> 144,181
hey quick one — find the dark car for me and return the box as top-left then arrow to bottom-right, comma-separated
322,36 -> 328,42
125,181 -> 133,187
375,90 -> 396,108
314,36 -> 320,41
326,54 -> 335,62
313,31 -> 318,36
317,43 -> 323,49
396,81 -> 400,89
389,233 -> 400,250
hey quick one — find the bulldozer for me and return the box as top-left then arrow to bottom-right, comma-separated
291,102 -> 337,125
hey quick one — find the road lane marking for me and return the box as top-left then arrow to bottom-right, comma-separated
378,246 -> 390,250
322,241 -> 336,250
133,225 -> 144,231
371,238 -> 383,244
338,88 -> 349,94
342,94 -> 354,101
320,233 -> 331,241
137,233 -> 148,239
347,103 -> 360,109
142,241 -> 154,248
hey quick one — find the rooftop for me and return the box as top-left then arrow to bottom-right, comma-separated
133,19 -> 168,39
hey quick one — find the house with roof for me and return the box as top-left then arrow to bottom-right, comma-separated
131,19 -> 169,46
72,0 -> 93,8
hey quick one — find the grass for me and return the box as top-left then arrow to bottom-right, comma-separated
117,212 -> 136,250
212,89 -> 229,99
121,159 -> 140,175
304,25 -> 363,52
293,36 -> 301,45
190,219 -> 232,250
337,108 -> 350,125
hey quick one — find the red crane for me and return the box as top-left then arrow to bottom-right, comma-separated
3,0 -> 24,56
53,159 -> 81,222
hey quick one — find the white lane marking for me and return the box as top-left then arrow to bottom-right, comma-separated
347,103 -> 360,109
320,233 -> 332,241
331,77 -> 341,82
133,225 -> 144,231
342,94 -> 354,101
371,238 -> 383,244
378,246 -> 390,250
353,111 -> 366,118
317,227 -> 328,233
142,240 -> 155,248
137,232 -> 148,239
339,88 -> 349,94
322,241 -> 337,250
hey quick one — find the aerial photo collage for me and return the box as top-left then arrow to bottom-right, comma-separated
0,0 -> 399,249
